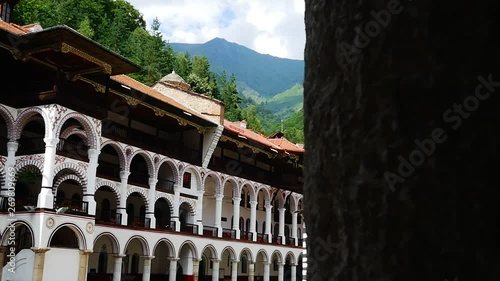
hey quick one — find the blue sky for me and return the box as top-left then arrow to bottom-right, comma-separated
126,0 -> 306,60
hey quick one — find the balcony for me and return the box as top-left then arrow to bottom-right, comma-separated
17,137 -> 45,155
156,178 -> 175,193
202,225 -> 218,237
54,199 -> 89,215
180,223 -> 199,235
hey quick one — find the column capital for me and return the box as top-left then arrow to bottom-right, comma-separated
31,247 -> 50,254
231,259 -> 240,263
43,138 -> 59,147
249,200 -> 258,206
114,254 -> 127,258
80,250 -> 93,255
168,257 -> 180,261
120,170 -> 130,180
232,197 -> 241,202
215,194 -> 224,200
6,141 -> 18,151
210,258 -> 222,263
265,203 -> 272,210
148,177 -> 158,186
87,148 -> 100,158
278,207 -> 286,212
142,255 -> 155,260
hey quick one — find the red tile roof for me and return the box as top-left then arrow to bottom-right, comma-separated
224,120 -> 304,153
0,20 -> 29,35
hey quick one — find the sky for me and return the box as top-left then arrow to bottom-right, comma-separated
126,0 -> 306,60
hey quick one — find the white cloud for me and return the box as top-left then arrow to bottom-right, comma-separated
126,0 -> 305,59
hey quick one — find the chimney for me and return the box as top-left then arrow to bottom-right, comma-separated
0,0 -> 19,23
239,120 -> 247,129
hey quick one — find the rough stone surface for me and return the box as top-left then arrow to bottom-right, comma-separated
303,0 -> 499,280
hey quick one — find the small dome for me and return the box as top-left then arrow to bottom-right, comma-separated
160,70 -> 186,83
159,70 -> 190,90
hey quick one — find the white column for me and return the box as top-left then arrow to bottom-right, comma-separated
292,212 -> 298,246
263,262 -> 270,281
172,186 -> 180,231
84,148 -> 100,215
249,200 -> 257,241
1,141 -> 18,196
117,171 -> 130,225
291,264 -> 297,281
196,190 -> 204,235
232,197 -> 241,239
214,194 -> 224,237
231,260 -> 239,281
278,208 -> 286,244
211,259 -> 220,281
278,263 -> 284,281
168,258 -> 179,281
113,255 -> 125,281
146,177 -> 157,228
248,262 -> 255,281
142,256 -> 154,281
37,138 -> 59,209
265,203 -> 272,243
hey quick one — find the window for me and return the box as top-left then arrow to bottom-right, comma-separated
273,257 -> 278,271
240,191 -> 245,206
241,257 -> 247,273
246,218 -> 250,233
98,245 -> 108,273
183,172 -> 191,189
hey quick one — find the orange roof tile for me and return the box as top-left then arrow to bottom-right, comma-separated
224,119 -> 282,150
111,75 -> 215,124
268,137 -> 305,153
0,20 -> 28,35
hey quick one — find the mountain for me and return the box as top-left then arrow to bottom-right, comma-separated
169,38 -> 304,101
267,84 -> 304,117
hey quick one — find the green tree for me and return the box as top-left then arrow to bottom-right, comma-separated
77,16 -> 94,39
219,71 -> 242,121
174,52 -> 192,79
242,105 -> 263,132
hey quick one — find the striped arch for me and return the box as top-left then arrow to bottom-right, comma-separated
127,149 -> 155,177
154,193 -> 174,216
95,180 -> 121,206
0,165 -> 5,187
222,176 -> 239,197
180,165 -> 202,191
203,171 -> 222,195
60,126 -> 88,143
54,112 -> 99,149
285,251 -> 297,265
271,250 -> 284,264
0,104 -> 15,140
220,246 -> 237,260
239,247 -> 254,263
126,187 -> 149,211
0,220 -> 35,247
153,238 -> 176,258
100,140 -> 127,170
14,107 -> 50,140
53,162 -> 87,190
179,197 -> 196,216
14,159 -> 44,174
155,157 -> 179,183
240,181 -> 257,201
256,249 -> 269,262
93,232 -> 120,254
48,223 -> 87,250
53,174 -> 83,190
256,185 -> 272,204
124,235 -> 150,256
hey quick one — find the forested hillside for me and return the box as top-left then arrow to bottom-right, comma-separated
12,0 -> 304,143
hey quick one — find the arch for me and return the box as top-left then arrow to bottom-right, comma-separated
155,157 -> 179,183
60,125 -> 88,143
256,185 -> 272,203
126,188 -> 149,211
100,140 -> 127,169
220,246 -> 237,260
124,235 -> 150,256
285,251 -> 296,265
179,198 -> 196,216
95,180 -> 121,205
221,176 -> 239,197
1,220 -> 34,247
0,165 -> 5,186
53,162 -> 88,189
53,174 -> 83,190
127,149 -> 155,177
154,193 -> 174,212
152,238 -> 176,258
271,250 -> 283,264
180,165 -> 202,191
14,107 -> 49,140
289,193 -> 299,213
14,158 -> 44,174
93,232 -> 120,254
54,112 -> 99,149
0,104 -> 15,140
256,249 -> 269,262
239,247 -> 254,263
48,223 -> 86,250
203,171 -> 222,194
178,240 -> 198,259
240,181 -> 256,201
201,244 -> 218,260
